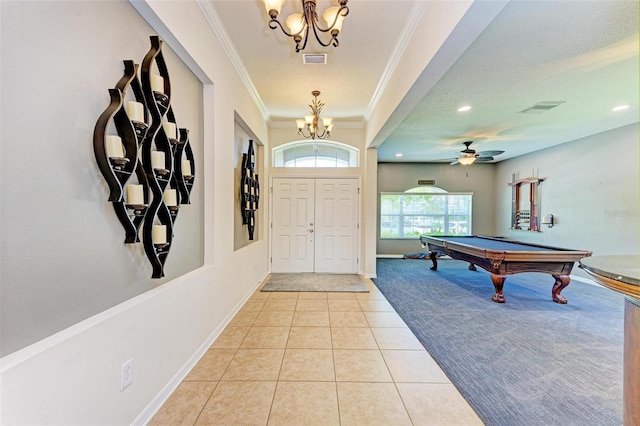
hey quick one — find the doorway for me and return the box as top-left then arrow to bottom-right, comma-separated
271,178 -> 359,273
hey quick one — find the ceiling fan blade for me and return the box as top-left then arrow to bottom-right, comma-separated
475,156 -> 495,162
450,159 -> 460,165
478,150 -> 504,156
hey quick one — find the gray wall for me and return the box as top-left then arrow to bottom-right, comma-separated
495,123 -> 639,260
377,162 -> 496,254
1,1 -> 204,357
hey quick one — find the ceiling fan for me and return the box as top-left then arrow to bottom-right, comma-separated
450,141 -> 504,165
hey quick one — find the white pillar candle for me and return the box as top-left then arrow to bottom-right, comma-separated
163,122 -> 177,139
106,135 -> 124,158
151,74 -> 164,93
182,159 -> 192,176
151,151 -> 165,169
126,184 -> 144,205
152,224 -> 167,244
126,101 -> 144,122
164,189 -> 177,207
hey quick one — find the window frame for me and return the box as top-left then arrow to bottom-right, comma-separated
379,191 -> 473,239
272,140 -> 359,168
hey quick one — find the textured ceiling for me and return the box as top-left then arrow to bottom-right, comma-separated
206,0 -> 639,163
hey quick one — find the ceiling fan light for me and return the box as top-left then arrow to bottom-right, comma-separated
264,0 -> 284,17
458,156 -> 476,165
285,13 -> 306,35
322,6 -> 345,32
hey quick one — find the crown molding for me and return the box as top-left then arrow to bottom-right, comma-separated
364,1 -> 428,122
269,119 -> 365,129
196,1 -> 270,121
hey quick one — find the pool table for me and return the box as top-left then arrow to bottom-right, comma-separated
419,235 -> 592,304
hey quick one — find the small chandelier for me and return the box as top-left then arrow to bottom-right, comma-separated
263,0 -> 349,53
296,90 -> 334,140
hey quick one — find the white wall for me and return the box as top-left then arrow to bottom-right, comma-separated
495,124 -> 640,264
1,1 -> 270,424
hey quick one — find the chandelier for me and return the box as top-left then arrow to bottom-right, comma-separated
296,90 -> 334,140
263,0 -> 349,53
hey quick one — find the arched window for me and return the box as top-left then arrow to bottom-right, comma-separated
273,140 -> 359,168
380,186 -> 473,238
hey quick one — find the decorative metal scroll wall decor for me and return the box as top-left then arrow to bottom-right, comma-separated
93,36 -> 195,278
240,140 -> 260,240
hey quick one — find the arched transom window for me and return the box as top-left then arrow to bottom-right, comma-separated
273,140 -> 359,168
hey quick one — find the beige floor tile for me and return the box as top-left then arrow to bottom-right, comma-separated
337,382 -> 412,425
263,298 -> 298,311
254,310 -> 294,326
371,327 -> 425,350
249,290 -> 269,301
297,292 -> 328,299
149,381 -> 216,425
381,350 -> 451,383
287,326 -> 332,348
267,291 -> 299,299
329,311 -> 369,327
184,349 -> 236,382
268,381 -> 340,425
358,298 -> 395,312
331,327 -> 378,349
221,348 -> 284,381
241,299 -> 267,312
228,309 -> 259,327
396,383 -> 484,425
363,311 -> 408,328
355,289 -> 387,300
295,298 -> 329,311
240,326 -> 290,349
195,381 -> 276,425
292,310 -> 330,327
328,299 -> 362,312
326,292 -> 358,300
333,349 -> 392,382
278,348 -> 335,381
210,326 -> 250,349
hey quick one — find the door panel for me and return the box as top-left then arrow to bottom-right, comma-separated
272,178 -> 358,273
271,178 -> 315,272
314,179 -> 358,273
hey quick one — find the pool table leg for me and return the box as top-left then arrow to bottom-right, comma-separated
551,275 -> 570,304
428,251 -> 438,270
490,274 -> 507,303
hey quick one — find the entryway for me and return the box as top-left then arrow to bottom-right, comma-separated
271,178 -> 359,273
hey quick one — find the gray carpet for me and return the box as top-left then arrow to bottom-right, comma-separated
261,273 -> 369,292
373,258 -> 624,426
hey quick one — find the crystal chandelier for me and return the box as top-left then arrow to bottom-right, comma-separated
296,91 -> 333,140
263,0 -> 349,53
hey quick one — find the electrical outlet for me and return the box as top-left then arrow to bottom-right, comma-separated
120,359 -> 133,391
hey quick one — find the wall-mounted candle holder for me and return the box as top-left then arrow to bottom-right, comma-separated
240,140 -> 259,240
93,36 -> 196,278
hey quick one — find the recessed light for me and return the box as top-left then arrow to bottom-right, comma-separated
457,105 -> 472,112
612,104 -> 630,112
395,153 -> 403,157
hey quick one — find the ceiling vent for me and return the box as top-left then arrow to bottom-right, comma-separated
303,53 -> 327,64
519,101 -> 566,114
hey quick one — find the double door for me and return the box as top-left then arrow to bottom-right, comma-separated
271,178 -> 359,273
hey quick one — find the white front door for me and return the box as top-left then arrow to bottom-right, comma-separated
271,178 -> 315,273
314,179 -> 359,273
271,178 -> 359,273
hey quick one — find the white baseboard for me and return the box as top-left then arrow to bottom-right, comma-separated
132,271 -> 268,425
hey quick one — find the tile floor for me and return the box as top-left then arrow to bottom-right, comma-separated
150,278 -> 483,425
